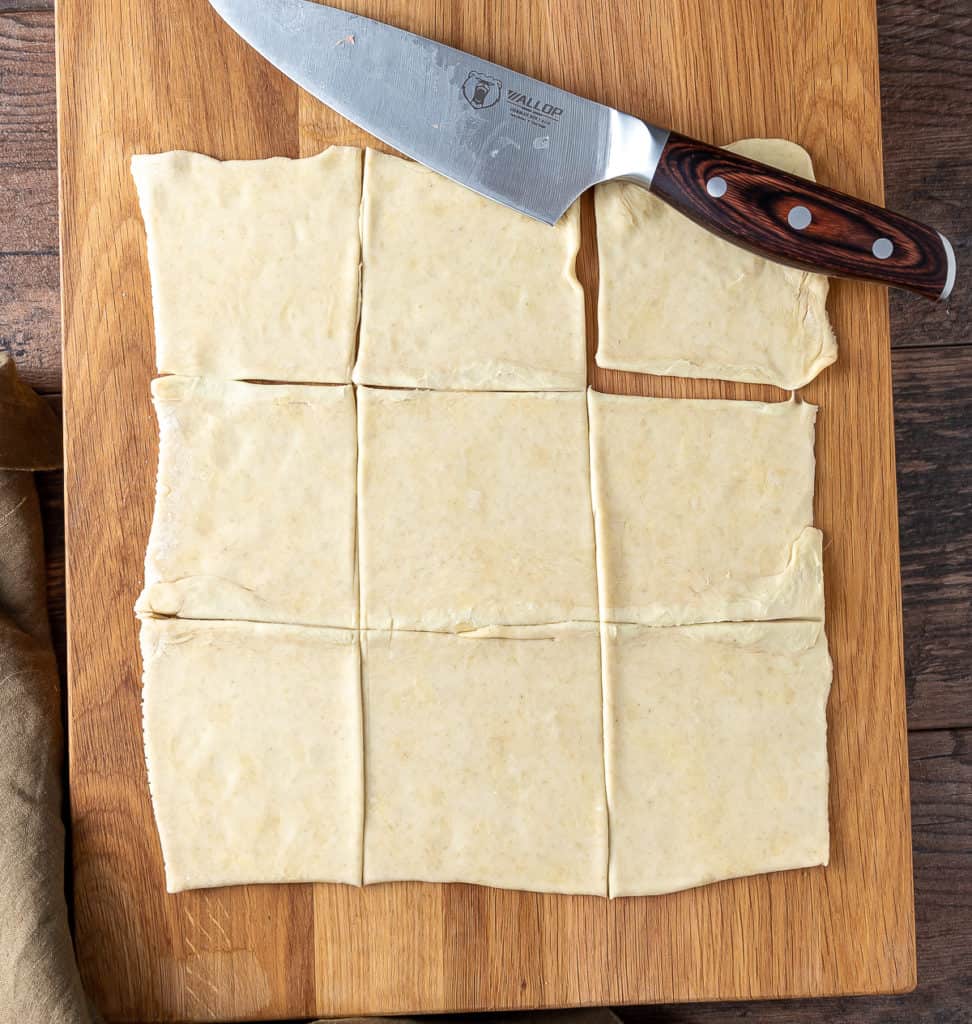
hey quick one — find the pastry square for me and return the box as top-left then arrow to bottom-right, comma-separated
588,390 -> 823,626
141,619 -> 362,892
354,149 -> 587,391
358,388 -> 598,631
604,620 -> 832,897
595,138 -> 836,389
362,625 -> 607,895
131,147 -> 362,383
136,376 -> 357,627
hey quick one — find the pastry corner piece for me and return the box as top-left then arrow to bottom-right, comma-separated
130,146 -> 362,383
604,620 -> 832,897
595,137 -> 837,390
140,618 -> 363,892
353,148 -> 587,391
362,625 -> 608,895
358,387 -> 598,631
135,376 -> 358,628
588,389 -> 824,626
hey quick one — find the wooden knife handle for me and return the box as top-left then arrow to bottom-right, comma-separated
649,132 -> 955,301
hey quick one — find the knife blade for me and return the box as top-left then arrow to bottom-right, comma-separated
209,0 -> 955,301
209,0 -> 663,225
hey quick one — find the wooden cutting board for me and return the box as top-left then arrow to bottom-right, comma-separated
57,0 -> 916,1019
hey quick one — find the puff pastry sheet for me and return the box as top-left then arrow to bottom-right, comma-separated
354,149 -> 587,391
136,376 -> 357,627
604,620 -> 832,897
588,390 -> 823,626
132,147 -> 362,383
141,618 -> 363,892
358,388 -> 598,631
132,142 -> 836,900
595,138 -> 837,389
362,625 -> 608,895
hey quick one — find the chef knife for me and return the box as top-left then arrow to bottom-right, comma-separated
209,0 -> 955,301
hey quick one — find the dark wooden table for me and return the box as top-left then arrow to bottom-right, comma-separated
2,1 -> 968,1020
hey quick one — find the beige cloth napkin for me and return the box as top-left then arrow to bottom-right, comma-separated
0,351 -> 624,1024
0,354 -> 100,1023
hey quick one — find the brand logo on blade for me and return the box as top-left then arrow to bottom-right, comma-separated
461,71 -> 503,109
508,90 -> 563,121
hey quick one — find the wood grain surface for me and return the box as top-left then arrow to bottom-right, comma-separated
21,0 -> 959,1019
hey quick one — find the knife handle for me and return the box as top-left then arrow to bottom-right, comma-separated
648,132 -> 955,301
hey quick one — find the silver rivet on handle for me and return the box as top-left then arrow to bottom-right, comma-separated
787,205 -> 812,230
706,176 -> 727,198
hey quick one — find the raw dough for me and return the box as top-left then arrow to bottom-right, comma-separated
358,388 -> 598,631
140,618 -> 362,892
604,620 -> 832,897
595,138 -> 837,389
588,390 -> 823,626
131,147 -> 362,383
362,625 -> 607,895
353,149 -> 586,391
136,376 -> 357,627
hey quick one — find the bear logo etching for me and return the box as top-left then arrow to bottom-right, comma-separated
461,71 -> 502,110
